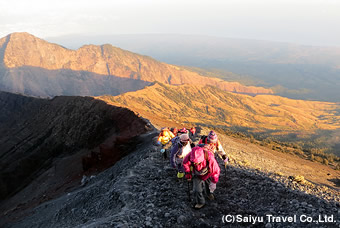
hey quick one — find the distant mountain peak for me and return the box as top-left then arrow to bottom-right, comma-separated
0,32 -> 273,97
8,32 -> 39,38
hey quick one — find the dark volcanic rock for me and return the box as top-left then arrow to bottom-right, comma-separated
5,137 -> 339,228
0,91 -> 153,200
1,92 -> 339,228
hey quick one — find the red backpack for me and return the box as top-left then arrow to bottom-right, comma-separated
192,148 -> 210,176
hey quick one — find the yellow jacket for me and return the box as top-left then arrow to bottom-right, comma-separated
157,129 -> 175,145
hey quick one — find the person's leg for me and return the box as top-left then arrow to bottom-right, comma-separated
193,177 -> 205,208
176,158 -> 184,178
205,178 -> 215,200
164,143 -> 172,159
204,178 -> 210,194
161,144 -> 167,159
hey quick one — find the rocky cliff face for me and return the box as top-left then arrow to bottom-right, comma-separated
0,33 -> 273,97
0,91 -> 153,201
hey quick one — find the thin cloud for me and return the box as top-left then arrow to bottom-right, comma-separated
1,0 -> 340,46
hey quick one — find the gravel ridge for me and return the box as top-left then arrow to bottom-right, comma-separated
7,131 -> 340,228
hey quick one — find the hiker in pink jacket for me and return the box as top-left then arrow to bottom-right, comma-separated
183,146 -> 220,209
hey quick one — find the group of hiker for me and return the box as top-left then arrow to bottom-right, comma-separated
156,127 -> 229,209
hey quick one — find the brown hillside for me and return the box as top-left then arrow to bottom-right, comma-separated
98,82 -> 340,134
0,32 -> 272,95
97,82 -> 340,159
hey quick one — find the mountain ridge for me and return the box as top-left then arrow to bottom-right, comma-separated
98,82 -> 340,132
97,82 -> 340,156
50,34 -> 340,102
0,32 -> 273,97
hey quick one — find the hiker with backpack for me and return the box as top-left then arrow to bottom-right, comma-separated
183,146 -> 221,209
198,130 -> 229,166
178,128 -> 189,135
189,127 -> 197,141
171,127 -> 193,146
157,127 -> 175,159
170,127 -> 178,136
170,134 -> 192,179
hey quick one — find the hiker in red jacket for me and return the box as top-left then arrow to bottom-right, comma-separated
198,130 -> 228,165
183,146 -> 220,209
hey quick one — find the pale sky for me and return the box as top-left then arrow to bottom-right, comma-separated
1,0 -> 340,46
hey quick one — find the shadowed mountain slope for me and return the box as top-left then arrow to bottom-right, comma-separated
0,33 -> 272,97
0,91 -> 152,201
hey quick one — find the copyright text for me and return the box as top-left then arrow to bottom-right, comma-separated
221,214 -> 336,225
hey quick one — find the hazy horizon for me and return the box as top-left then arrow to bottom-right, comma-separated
1,0 -> 340,47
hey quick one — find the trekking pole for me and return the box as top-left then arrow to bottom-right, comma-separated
224,163 -> 228,179
220,154 -> 228,179
187,180 -> 191,202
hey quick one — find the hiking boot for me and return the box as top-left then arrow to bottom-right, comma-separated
194,204 -> 205,209
207,193 -> 215,201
